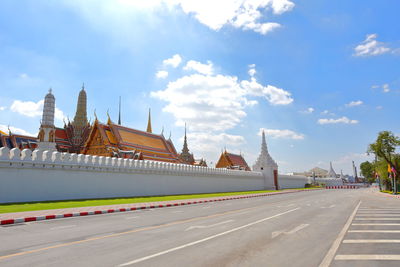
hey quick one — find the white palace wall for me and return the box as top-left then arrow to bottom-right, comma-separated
0,148 -> 266,203
0,148 -> 342,203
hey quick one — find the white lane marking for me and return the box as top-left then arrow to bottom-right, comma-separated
329,204 -> 336,208
343,239 -> 400,243
172,211 -> 183,213
354,218 -> 400,220
356,214 -> 400,217
319,201 -> 361,267
360,208 -> 400,211
185,220 -> 234,231
50,225 -> 76,230
118,208 -> 300,266
352,223 -> 400,226
271,224 -> 309,239
335,255 -> 400,260
306,204 -> 311,207
125,216 -> 139,220
202,206 -> 211,209
349,230 -> 400,233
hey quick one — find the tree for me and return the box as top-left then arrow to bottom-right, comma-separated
368,131 -> 400,174
360,161 -> 375,184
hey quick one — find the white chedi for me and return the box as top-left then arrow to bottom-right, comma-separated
252,130 -> 278,172
327,162 -> 337,178
37,89 -> 57,151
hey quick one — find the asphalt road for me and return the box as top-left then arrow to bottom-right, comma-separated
1,188 -> 399,267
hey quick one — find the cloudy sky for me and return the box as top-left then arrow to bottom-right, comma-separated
0,0 -> 399,174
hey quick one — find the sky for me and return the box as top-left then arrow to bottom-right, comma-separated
0,0 -> 399,174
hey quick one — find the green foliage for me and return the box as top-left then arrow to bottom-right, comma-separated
368,131 -> 400,173
360,161 -> 375,184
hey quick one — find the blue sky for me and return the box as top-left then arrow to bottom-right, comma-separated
0,0 -> 399,174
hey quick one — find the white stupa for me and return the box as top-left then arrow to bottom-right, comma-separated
327,162 -> 337,178
37,89 -> 57,151
253,130 -> 278,172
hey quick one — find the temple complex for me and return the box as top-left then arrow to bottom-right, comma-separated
82,115 -> 180,163
216,150 -> 250,171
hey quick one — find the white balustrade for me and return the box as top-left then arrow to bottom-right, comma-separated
9,148 -> 21,160
52,151 -> 62,163
21,149 -> 32,161
0,147 -> 10,160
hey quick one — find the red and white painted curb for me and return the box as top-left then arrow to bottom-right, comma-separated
0,189 -> 322,225
325,185 -> 359,189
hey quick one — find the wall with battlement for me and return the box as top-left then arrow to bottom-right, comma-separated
0,148 -> 343,203
0,148 -> 266,203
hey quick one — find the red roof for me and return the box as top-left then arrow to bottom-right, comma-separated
226,153 -> 250,170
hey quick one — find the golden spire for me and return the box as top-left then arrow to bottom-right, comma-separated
146,108 -> 152,133
107,109 -> 112,125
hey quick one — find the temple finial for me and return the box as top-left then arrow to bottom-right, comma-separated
118,96 -> 121,125
49,87 -> 52,94
161,126 -> 164,136
146,108 -> 152,133
107,109 -> 112,125
168,131 -> 171,140
82,82 -> 85,90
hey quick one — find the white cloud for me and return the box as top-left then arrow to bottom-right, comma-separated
163,54 -> 182,68
376,106 -> 383,110
241,78 -> 293,105
187,132 -> 246,153
354,34 -> 391,57
19,73 -> 29,79
248,64 -> 256,77
151,62 -> 293,132
183,60 -> 214,75
258,128 -> 305,140
346,100 -> 363,107
10,99 -> 65,122
0,124 -> 35,136
300,107 -> 314,114
383,83 -> 390,93
64,0 -> 294,36
318,116 -> 358,125
156,70 -> 169,79
0,106 -> 6,111
372,83 -> 391,93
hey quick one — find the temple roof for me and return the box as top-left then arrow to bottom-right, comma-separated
216,151 -> 250,171
84,120 -> 180,163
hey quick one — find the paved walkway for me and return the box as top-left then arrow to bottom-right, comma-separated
0,189 -> 319,221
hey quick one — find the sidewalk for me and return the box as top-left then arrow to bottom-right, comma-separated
0,189 -> 321,225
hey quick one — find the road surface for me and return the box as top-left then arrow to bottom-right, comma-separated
1,188 -> 399,266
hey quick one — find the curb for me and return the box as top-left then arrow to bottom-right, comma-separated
325,186 -> 359,189
378,191 -> 400,199
0,189 -> 322,225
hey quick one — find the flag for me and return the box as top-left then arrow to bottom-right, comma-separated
388,164 -> 392,173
